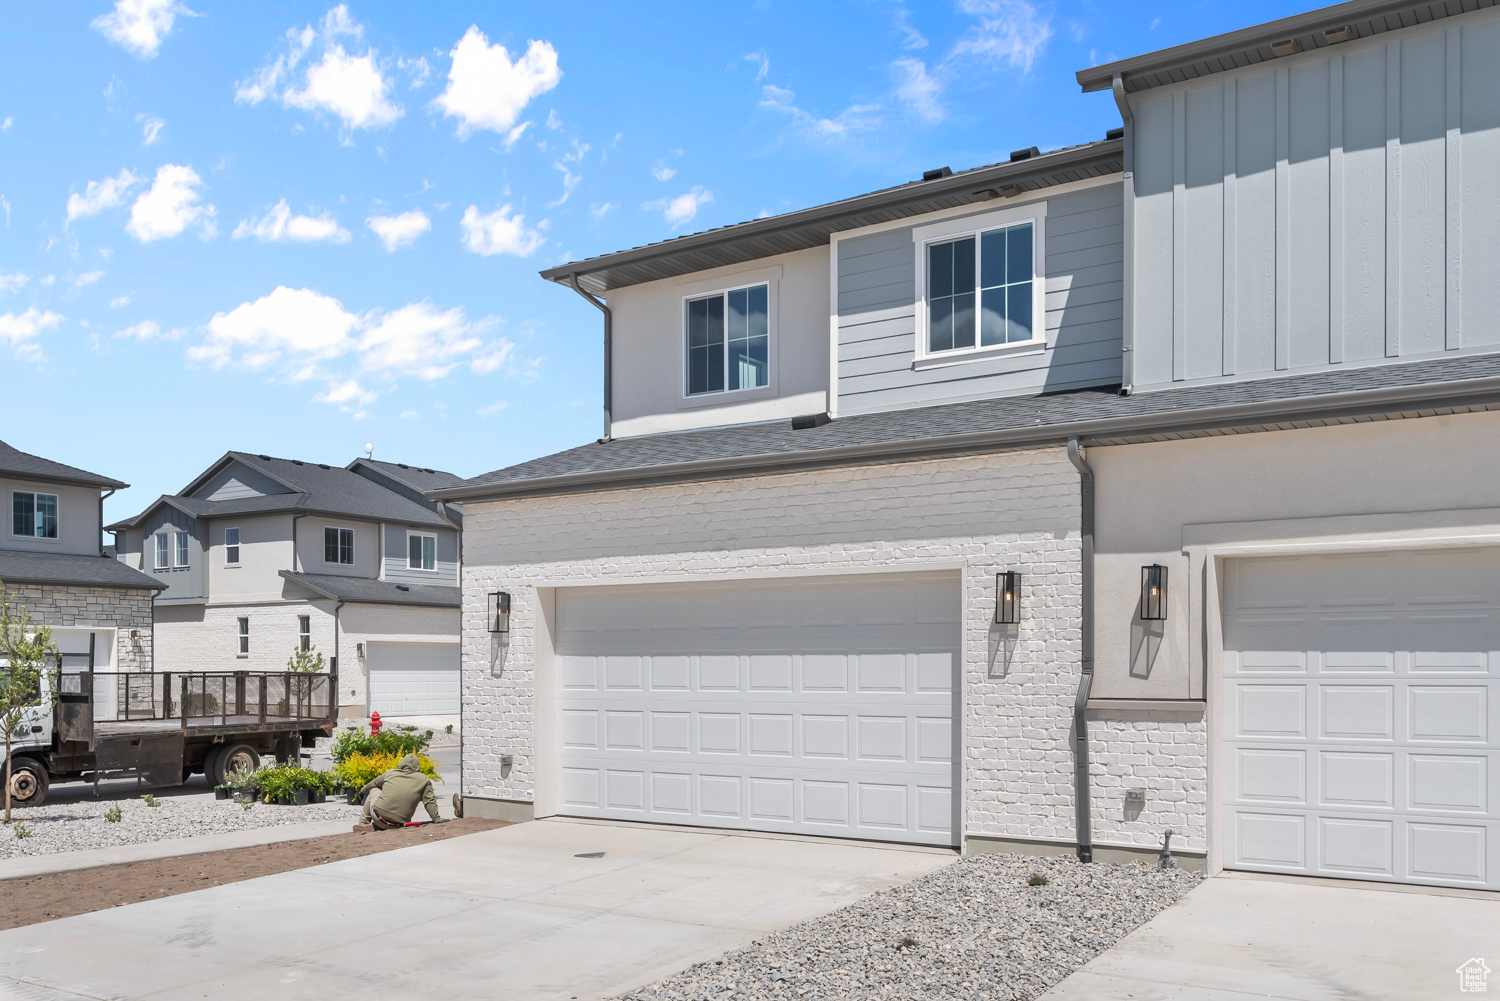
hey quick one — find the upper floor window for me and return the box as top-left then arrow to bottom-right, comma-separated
914,206 -> 1044,363
173,530 -> 190,568
685,283 -> 768,396
324,527 -> 354,565
154,533 -> 170,570
11,492 -> 58,539
224,527 -> 240,565
408,532 -> 436,572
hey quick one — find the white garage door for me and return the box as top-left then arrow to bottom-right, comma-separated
367,642 -> 460,716
554,572 -> 960,846
1222,548 -> 1499,889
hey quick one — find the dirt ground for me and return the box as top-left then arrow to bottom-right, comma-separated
0,817 -> 508,931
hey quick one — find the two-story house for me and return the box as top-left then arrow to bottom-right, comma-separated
433,0 -> 1500,893
109,453 -> 465,719
0,439 -> 164,678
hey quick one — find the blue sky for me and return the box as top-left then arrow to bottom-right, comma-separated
0,0 -> 1319,526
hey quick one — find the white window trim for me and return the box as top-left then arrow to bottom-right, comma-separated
298,614 -> 311,652
173,530 -> 191,568
323,526 -> 356,566
10,490 -> 60,542
153,532 -> 171,570
677,266 -> 780,408
236,616 -> 249,657
224,526 -> 241,567
911,200 -> 1048,366
405,530 -> 438,572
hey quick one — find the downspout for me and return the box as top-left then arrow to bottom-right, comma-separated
98,488 -> 115,556
566,272 -> 613,442
1112,72 -> 1136,398
333,599 -> 345,717
1066,436 -> 1095,863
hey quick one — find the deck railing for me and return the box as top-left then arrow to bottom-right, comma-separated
59,670 -> 337,727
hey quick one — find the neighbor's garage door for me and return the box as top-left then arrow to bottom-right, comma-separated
1222,549 -> 1499,890
555,572 -> 960,846
367,642 -> 460,715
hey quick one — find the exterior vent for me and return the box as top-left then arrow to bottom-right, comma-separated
1009,146 -> 1041,162
1270,37 -> 1301,57
1323,25 -> 1352,44
257,454 -> 271,460
997,183 -> 1024,198
1106,126 -> 1124,141
398,463 -> 409,468
318,463 -> 330,469
791,413 -> 832,430
292,460 -> 304,465
921,167 -> 953,181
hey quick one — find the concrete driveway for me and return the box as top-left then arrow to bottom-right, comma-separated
0,819 -> 952,1001
1040,871 -> 1500,1001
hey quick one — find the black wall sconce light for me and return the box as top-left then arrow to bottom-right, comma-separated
487,591 -> 512,635
1140,565 -> 1168,621
995,571 -> 1021,624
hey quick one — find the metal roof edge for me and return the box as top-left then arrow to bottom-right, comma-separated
433,373 -> 1500,503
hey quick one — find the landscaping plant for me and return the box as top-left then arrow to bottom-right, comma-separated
332,750 -> 441,792
329,723 -> 433,764
140,793 -> 160,808
0,580 -> 59,824
104,805 -> 122,823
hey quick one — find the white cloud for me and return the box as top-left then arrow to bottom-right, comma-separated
317,378 -> 376,408
477,400 -> 507,416
643,187 -> 714,229
892,3 -> 929,49
951,0 -> 1052,74
137,114 -> 165,145
545,109 -> 562,131
359,302 -> 485,381
460,204 -> 545,257
66,169 -> 140,223
651,164 -> 677,182
892,57 -> 944,122
398,409 -> 419,419
232,200 -> 350,243
744,51 -> 770,81
0,195 -> 9,226
0,307 -> 63,362
399,55 -> 431,89
127,164 -> 215,242
470,340 -> 514,375
432,27 -> 561,139
73,271 -> 105,289
367,209 -> 431,251
192,286 -> 357,372
109,294 -> 132,308
114,319 -> 183,340
0,272 -> 27,294
1,117 -> 11,132
549,139 -> 589,207
589,202 -> 615,220
92,0 -> 194,60
759,84 -> 881,141
236,7 -> 400,132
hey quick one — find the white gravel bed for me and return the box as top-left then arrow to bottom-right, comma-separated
0,795 -> 360,859
618,852 -> 1203,1001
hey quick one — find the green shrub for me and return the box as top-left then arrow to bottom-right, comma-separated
238,761 -> 341,801
12,822 -> 31,839
329,724 -> 433,764
333,751 -> 441,791
1027,873 -> 1049,886
140,793 -> 160,808
104,805 -> 122,823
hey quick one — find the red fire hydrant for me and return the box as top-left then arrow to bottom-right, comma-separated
369,711 -> 382,735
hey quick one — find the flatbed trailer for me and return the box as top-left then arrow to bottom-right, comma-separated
3,641 -> 337,806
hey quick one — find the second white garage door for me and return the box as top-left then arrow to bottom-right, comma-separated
367,642 -> 460,716
554,572 -> 960,846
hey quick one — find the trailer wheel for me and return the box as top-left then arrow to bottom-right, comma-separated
6,759 -> 48,807
204,744 -> 228,787
218,744 -> 259,784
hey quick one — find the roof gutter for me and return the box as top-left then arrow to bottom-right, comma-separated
430,371 -> 1500,503
567,272 -> 613,442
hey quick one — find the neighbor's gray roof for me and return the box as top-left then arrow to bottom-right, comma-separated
431,353 -> 1500,502
108,451 -> 454,531
0,550 -> 166,590
539,139 -> 1122,295
0,440 -> 127,490
1077,0 -> 1495,95
279,571 -> 461,608
346,458 -> 466,496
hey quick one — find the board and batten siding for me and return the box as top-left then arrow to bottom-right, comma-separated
382,523 -> 460,586
835,182 -> 1124,416
1131,9 -> 1500,392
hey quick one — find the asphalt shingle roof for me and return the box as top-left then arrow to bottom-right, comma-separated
0,441 -> 127,490
279,571 -> 460,608
349,458 -> 466,495
434,352 -> 1500,499
0,550 -> 166,590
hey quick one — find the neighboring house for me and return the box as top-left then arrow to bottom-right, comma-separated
434,0 -> 1500,893
108,453 -> 465,718
0,440 -> 164,675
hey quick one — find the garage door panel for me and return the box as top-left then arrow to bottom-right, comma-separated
1223,549 -> 1500,890
366,642 -> 459,716
556,573 -> 958,846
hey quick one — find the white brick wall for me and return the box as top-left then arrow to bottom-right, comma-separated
458,446 -> 1208,851
1087,710 -> 1207,852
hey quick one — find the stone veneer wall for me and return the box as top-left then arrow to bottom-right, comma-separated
9,584 -> 155,673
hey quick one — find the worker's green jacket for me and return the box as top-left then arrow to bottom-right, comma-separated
361,754 -> 441,823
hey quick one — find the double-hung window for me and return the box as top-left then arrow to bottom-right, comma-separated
408,533 -> 436,572
918,210 -> 1041,359
224,527 -> 240,565
11,492 -> 58,539
154,533 -> 171,570
298,615 -> 311,652
685,283 -> 769,396
237,617 -> 250,656
173,531 -> 190,568
324,527 -> 355,565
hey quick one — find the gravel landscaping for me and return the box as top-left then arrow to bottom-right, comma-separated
0,795 -> 359,859
619,852 -> 1203,1001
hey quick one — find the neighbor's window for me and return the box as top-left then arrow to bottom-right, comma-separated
298,615 -> 311,652
11,492 -> 58,539
686,283 -> 768,396
154,533 -> 171,570
323,527 -> 355,565
237,617 -> 250,656
408,533 -> 436,571
927,220 -> 1034,354
224,527 -> 240,565
173,530 -> 190,568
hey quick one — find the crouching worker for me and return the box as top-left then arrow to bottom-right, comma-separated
353,754 -> 444,832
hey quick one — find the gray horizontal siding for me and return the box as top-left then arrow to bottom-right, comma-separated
382,523 -> 460,586
835,183 -> 1124,416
